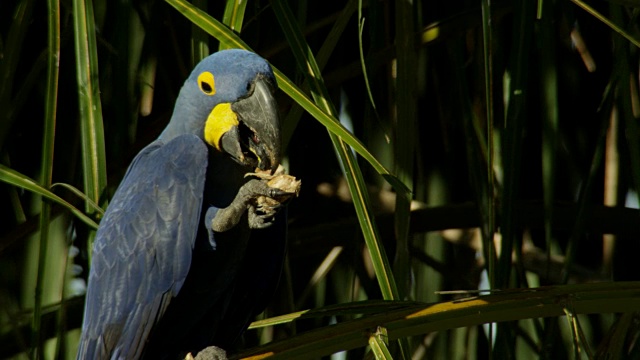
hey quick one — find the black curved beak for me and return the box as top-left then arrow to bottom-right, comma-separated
220,75 -> 281,172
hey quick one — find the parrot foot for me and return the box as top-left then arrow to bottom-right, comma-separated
211,179 -> 288,232
184,346 -> 227,360
248,202 -> 282,229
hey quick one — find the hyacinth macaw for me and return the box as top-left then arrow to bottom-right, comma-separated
77,49 -> 287,359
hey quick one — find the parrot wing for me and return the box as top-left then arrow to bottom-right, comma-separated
77,134 -> 208,359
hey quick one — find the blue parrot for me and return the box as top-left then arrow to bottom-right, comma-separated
77,49 -> 287,359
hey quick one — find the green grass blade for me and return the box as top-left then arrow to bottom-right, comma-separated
494,1 -> 536,354
165,0 -> 252,49
0,165 -> 99,229
249,300 -> 423,328
191,0 -> 209,64
30,0 -> 61,356
73,0 -> 108,214
219,0 -> 248,51
357,1 -> 377,112
269,0 -> 399,301
499,0 -> 535,288
481,0 -> 497,287
328,0 -> 359,69
163,0 -> 408,194
50,183 -> 105,216
270,2 -> 408,357
570,0 -> 640,49
249,309 -> 310,329
595,313 -> 633,359
393,0 -> 417,302
282,0 -> 357,149
539,0 -> 559,288
368,327 -> 392,360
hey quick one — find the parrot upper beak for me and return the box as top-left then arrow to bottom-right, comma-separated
220,75 -> 281,172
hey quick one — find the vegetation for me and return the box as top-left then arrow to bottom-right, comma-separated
1,0 -> 640,358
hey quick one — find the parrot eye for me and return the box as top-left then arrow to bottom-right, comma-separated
197,71 -> 216,95
201,82 -> 213,93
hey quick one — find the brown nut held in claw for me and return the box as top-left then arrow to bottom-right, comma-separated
245,165 -> 301,213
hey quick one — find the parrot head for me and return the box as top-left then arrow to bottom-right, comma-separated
161,49 -> 281,173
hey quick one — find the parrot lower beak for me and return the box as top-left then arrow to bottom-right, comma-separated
220,76 -> 281,173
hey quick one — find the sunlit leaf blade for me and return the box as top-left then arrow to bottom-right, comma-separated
219,0 -> 248,51
73,0 -> 108,213
249,310 -> 310,329
357,4 -> 377,113
238,282 -> 640,359
250,300 -> 430,330
0,165 -> 99,229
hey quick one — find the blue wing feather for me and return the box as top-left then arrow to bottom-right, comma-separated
77,135 -> 208,359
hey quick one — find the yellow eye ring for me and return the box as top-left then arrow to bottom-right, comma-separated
197,71 -> 216,95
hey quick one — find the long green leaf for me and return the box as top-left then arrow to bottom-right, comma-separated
238,282 -> 640,359
499,0 -> 535,288
390,2 -> 419,354
0,165 -> 99,229
191,0 -> 209,64
31,0 -> 61,356
219,0 -> 248,51
281,0 -> 357,149
539,0 -> 559,298
393,0 -> 417,302
269,0 -> 399,301
73,0 -> 107,213
570,0 -> 640,48
481,0 -> 497,287
163,0 -> 408,195
50,183 -> 104,216
357,1 -> 377,113
369,327 -> 392,360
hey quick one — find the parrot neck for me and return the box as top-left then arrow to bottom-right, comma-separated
159,88 -> 209,142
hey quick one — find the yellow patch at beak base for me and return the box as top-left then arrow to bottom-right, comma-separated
204,103 -> 239,150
